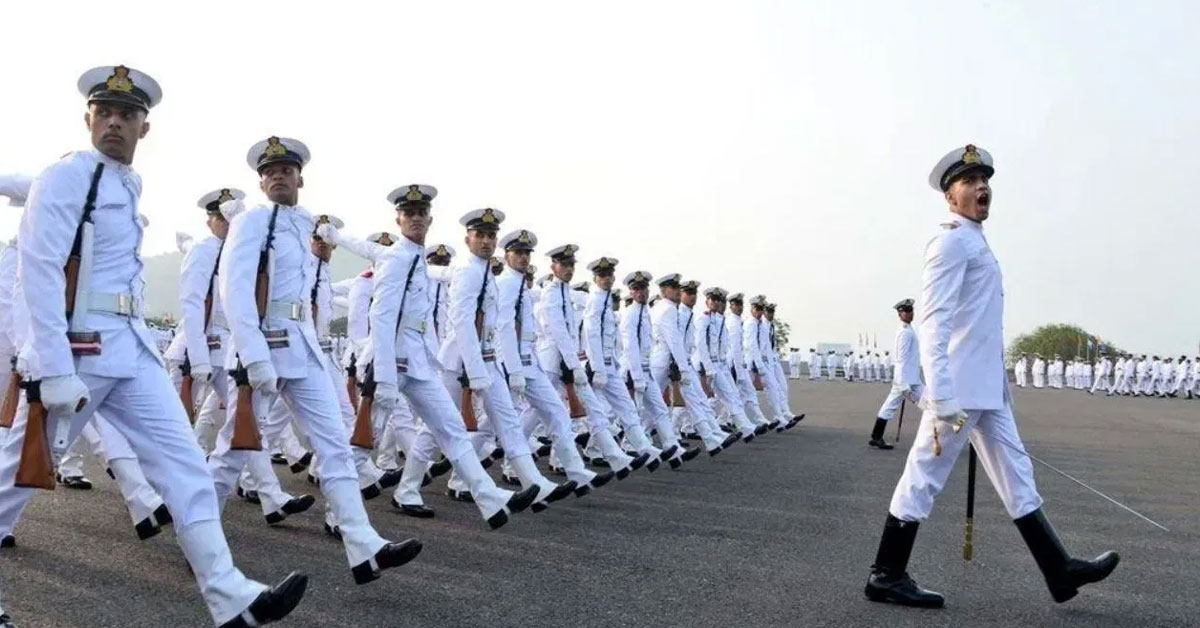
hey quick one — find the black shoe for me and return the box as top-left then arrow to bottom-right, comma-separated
658,445 -> 679,461
378,468 -> 402,490
323,523 -> 341,539
546,481 -> 577,503
391,498 -> 435,519
573,484 -> 592,498
681,431 -> 701,441
589,471 -> 614,491
547,464 -> 567,476
506,485 -> 540,514
219,572 -> 308,628
720,433 -> 739,449
270,453 -> 287,465
535,443 -> 552,458
237,487 -> 261,505
869,418 -> 895,449
153,503 -> 173,528
361,483 -> 381,500
446,489 -> 474,503
56,474 -> 93,490
645,457 -> 661,473
266,495 -> 315,525
615,466 -> 631,480
500,472 -> 522,487
0,612 -> 13,628
754,424 -> 769,436
421,472 -> 433,487
786,413 -> 806,429
574,433 -> 590,448
668,456 -> 683,470
531,502 -> 550,514
429,458 -> 453,478
766,420 -> 781,431
1014,509 -> 1120,603
742,432 -> 756,444
0,535 -> 14,549
134,515 -> 162,541
480,457 -> 494,470
351,539 -> 423,585
289,452 -> 313,474
707,446 -> 722,457
629,453 -> 650,471
680,447 -> 701,462
864,515 -> 945,608
306,473 -> 319,486
489,447 -> 505,461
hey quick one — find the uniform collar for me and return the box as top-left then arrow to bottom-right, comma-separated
399,234 -> 424,253
947,211 -> 983,232
500,266 -> 524,280
88,149 -> 136,173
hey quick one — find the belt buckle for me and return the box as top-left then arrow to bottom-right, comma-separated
117,293 -> 133,316
290,302 -> 303,321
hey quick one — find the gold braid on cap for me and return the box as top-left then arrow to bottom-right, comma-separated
962,144 -> 981,165
264,136 -> 287,158
105,66 -> 134,93
405,185 -> 424,202
518,230 -> 531,243
481,208 -> 497,223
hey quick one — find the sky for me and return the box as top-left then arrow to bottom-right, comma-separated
1,1 -> 1196,356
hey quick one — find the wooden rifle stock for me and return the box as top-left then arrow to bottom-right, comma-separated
670,382 -> 686,407
229,366 -> 263,451
1,369 -> 20,429
14,382 -> 55,490
64,253 -> 81,320
700,375 -> 715,399
751,368 -> 765,391
179,359 -> 196,425
351,364 -> 377,449
458,372 -> 479,431
559,361 -> 587,418
254,253 -> 270,321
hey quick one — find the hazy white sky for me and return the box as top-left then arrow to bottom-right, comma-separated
1,1 -> 1196,355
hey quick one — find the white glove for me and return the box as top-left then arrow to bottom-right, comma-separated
247,361 -> 279,395
190,363 -> 213,382
375,382 -> 399,411
591,370 -> 608,387
680,373 -> 695,388
40,374 -> 90,414
572,367 -> 587,384
468,375 -> 491,392
219,197 -> 245,222
316,222 -> 340,244
928,398 -> 969,428
633,378 -> 648,393
508,373 -> 526,395
175,232 -> 194,254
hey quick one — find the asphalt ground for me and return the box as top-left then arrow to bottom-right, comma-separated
2,379 -> 1197,627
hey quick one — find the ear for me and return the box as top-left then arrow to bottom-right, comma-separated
259,177 -> 270,195
297,174 -> 305,190
83,110 -> 93,131
139,120 -> 151,139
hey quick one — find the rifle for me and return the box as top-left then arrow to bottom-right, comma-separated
229,364 -> 263,451
179,357 -> 196,425
459,264 -> 492,431
14,381 -> 55,490
559,360 -> 588,418
664,360 -> 686,407
351,362 -> 377,448
229,205 -> 280,451
699,366 -> 715,398
751,365 -> 765,391
16,163 -> 105,490
1,359 -> 19,429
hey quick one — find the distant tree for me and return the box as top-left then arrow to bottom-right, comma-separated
774,319 -> 791,348
330,316 -> 347,336
1007,323 -> 1122,366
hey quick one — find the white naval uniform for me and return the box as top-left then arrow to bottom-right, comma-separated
536,278 -> 634,470
0,150 -> 268,625
876,322 -> 923,421
0,245 -> 15,391
500,267 -> 598,486
724,310 -> 770,426
748,314 -> 790,423
214,202 -> 387,570
826,353 -> 839,380
585,285 -> 663,457
889,213 -> 1043,523
623,299 -> 686,454
767,323 -> 792,412
1013,357 -> 1027,387
653,299 -> 726,451
1090,358 -> 1110,394
808,351 -> 821,380
1032,358 -> 1046,388
696,310 -> 756,438
371,236 -> 515,520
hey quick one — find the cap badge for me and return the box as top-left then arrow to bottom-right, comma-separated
436,245 -> 448,256
962,144 -> 981,165
217,188 -> 233,204
264,136 -> 287,158
482,208 -> 497,224
518,230 -> 531,244
105,66 -> 134,93
405,185 -> 424,202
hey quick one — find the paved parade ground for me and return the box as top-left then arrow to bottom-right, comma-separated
4,380 -> 1197,627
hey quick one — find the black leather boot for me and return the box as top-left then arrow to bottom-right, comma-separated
864,514 -> 944,608
1014,509 -> 1119,603
868,418 -> 894,449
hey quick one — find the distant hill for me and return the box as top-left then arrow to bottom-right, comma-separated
142,247 -> 370,318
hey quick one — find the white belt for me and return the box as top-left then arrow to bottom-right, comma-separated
266,300 -> 307,322
398,313 -> 427,333
90,292 -> 137,317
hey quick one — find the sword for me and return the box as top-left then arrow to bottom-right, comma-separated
894,397 -> 906,445
963,445 -> 977,560
971,424 -> 1170,533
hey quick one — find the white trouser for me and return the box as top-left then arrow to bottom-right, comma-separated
208,358 -> 386,568
54,429 -> 91,478
1032,372 -> 1045,388
376,394 -> 418,472
394,372 -> 513,519
632,367 -> 684,455
889,402 -> 1044,522
729,365 -> 769,426
81,414 -> 164,525
710,366 -> 757,436
193,384 -> 225,455
771,361 -> 793,414
807,364 -> 818,381
1090,374 -> 1108,394
651,365 -> 724,451
758,364 -> 789,422
876,383 -> 923,421
1014,370 -> 1026,387
297,354 -> 382,490
0,349 -> 266,625
589,362 -> 662,457
514,365 -> 597,486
